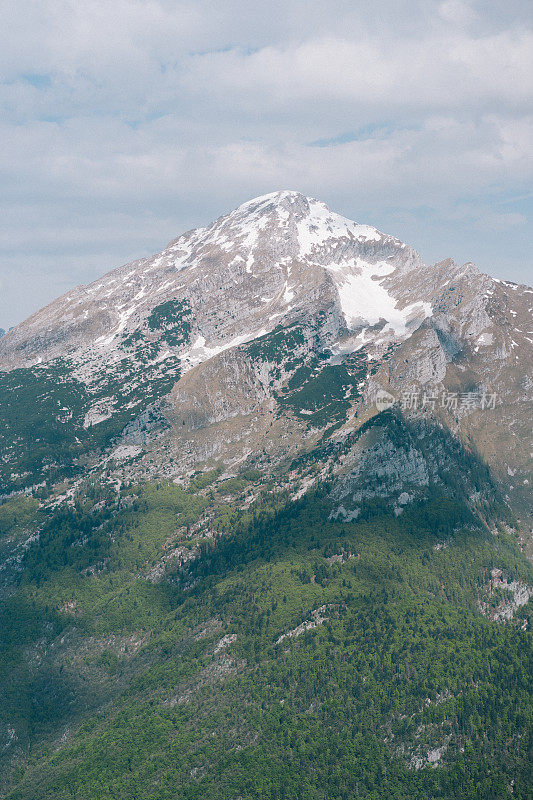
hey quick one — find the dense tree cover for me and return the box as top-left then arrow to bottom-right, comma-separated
0,351 -> 182,493
0,479 -> 531,799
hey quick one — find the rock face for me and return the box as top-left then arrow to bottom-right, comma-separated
0,191 -> 531,528
0,191 -> 434,373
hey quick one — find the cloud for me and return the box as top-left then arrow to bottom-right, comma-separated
438,0 -> 477,25
182,30 -> 533,113
0,0 -> 532,326
2,113 -> 530,207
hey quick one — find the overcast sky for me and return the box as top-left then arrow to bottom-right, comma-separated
1,0 -> 532,327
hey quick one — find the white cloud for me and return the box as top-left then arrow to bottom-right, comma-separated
0,0 -> 532,326
438,0 -> 477,25
182,30 -> 533,112
2,112 -> 530,206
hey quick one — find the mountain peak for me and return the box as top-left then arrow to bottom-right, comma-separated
0,190 -> 531,536
0,192 -> 431,374
213,190 -> 389,259
4,190 -> 512,392
229,189 -> 318,222
237,189 -> 305,206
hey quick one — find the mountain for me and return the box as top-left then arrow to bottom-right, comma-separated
0,192 -> 531,799
0,191 -> 531,519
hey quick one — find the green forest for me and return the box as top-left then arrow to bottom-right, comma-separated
0,474 -> 531,799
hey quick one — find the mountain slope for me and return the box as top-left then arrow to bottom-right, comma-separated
0,192 -> 531,799
0,191 -> 530,527
0,191 -> 430,372
0,476 -> 531,800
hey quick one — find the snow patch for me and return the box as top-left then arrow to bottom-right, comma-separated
297,198 -> 383,255
326,259 -> 431,335
180,329 -> 268,368
476,332 -> 493,346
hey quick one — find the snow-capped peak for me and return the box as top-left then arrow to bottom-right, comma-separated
227,190 -> 386,254
162,190 -> 393,281
0,191 -> 434,377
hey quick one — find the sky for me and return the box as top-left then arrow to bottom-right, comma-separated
1,0 -> 532,328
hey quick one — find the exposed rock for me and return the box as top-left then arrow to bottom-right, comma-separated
0,191 -> 530,534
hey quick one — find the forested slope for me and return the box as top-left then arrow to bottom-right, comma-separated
1,473 -> 531,800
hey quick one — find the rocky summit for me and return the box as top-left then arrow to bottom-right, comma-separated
0,193 -> 531,800
0,190 -> 530,524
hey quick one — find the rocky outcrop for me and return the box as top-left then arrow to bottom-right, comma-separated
0,191 -> 530,528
